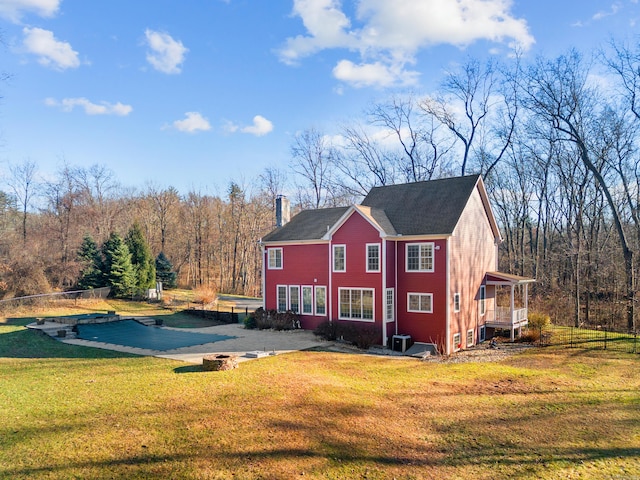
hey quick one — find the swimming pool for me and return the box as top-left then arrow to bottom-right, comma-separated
76,320 -> 235,351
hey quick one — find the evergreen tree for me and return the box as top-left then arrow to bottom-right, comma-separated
77,234 -> 104,289
102,232 -> 136,298
155,251 -> 177,288
125,222 -> 156,294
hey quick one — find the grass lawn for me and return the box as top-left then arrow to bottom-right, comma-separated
1,304 -> 639,479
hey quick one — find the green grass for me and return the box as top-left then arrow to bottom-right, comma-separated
1,304 -> 639,479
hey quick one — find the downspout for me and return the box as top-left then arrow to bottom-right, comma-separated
445,236 -> 451,355
328,240 -> 332,322
260,240 -> 266,310
395,240 -> 399,336
382,237 -> 387,346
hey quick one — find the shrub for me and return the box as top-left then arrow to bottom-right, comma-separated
244,315 -> 257,329
519,329 -> 540,343
528,311 -> 551,329
193,286 -> 217,306
343,323 -> 380,350
314,320 -> 341,341
252,307 -> 299,330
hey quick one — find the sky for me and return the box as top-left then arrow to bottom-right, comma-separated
0,0 -> 639,195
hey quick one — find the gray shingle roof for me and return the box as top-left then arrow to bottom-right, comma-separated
361,175 -> 481,235
262,206 -> 350,242
262,175 -> 482,242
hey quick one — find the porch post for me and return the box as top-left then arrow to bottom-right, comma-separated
510,284 -> 515,342
524,283 -> 529,315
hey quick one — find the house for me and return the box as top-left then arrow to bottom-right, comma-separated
260,175 -> 534,355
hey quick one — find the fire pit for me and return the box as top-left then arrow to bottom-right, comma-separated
202,354 -> 238,371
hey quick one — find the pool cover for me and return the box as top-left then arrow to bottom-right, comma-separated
76,320 -> 235,351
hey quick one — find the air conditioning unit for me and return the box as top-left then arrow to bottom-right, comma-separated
392,334 -> 412,353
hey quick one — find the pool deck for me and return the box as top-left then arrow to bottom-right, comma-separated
30,320 -> 327,364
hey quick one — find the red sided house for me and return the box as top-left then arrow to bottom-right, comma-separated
261,175 -> 534,355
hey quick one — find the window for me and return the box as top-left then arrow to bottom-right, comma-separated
453,293 -> 460,313
277,285 -> 287,312
302,286 -> 313,315
467,329 -> 474,348
333,245 -> 346,272
407,293 -> 433,313
366,244 -> 380,272
289,286 -> 300,313
479,285 -> 486,316
453,333 -> 461,352
268,248 -> 282,269
479,325 -> 486,343
385,288 -> 394,322
339,288 -> 374,321
315,286 -> 326,316
406,243 -> 434,272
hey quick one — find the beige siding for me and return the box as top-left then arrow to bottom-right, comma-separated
449,186 -> 497,349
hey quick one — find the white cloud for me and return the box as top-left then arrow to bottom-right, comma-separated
278,0 -> 535,88
144,29 -> 188,74
45,97 -> 133,116
593,3 -> 621,20
0,0 -> 59,22
23,27 -> 80,70
225,115 -> 274,136
170,112 -> 211,133
241,115 -> 274,136
333,60 -> 419,88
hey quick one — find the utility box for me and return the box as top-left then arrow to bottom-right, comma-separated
392,334 -> 412,353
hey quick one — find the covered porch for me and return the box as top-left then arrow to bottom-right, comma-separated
484,272 -> 536,341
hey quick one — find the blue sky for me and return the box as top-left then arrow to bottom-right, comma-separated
0,0 -> 638,195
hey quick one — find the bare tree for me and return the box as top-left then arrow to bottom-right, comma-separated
290,128 -> 334,209
523,50 -> 635,331
8,159 -> 38,245
420,58 -> 496,176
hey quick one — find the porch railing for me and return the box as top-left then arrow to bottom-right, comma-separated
486,307 -> 528,327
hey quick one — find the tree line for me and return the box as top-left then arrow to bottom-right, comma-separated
0,164 -> 274,300
2,40 -> 640,330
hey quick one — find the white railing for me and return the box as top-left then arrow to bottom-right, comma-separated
487,307 -> 528,327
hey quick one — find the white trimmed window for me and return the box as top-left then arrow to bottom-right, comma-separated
366,244 -> 380,272
407,293 -> 433,313
314,286 -> 326,316
333,245 -> 346,272
406,243 -> 434,272
479,325 -> 486,343
339,288 -> 374,321
385,288 -> 394,322
467,329 -> 474,348
479,285 -> 486,316
289,286 -> 300,313
453,333 -> 461,352
277,285 -> 287,312
268,248 -> 282,269
453,293 -> 460,313
302,286 -> 313,315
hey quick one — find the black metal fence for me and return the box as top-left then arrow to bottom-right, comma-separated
539,324 -> 639,354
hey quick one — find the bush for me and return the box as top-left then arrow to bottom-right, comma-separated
314,320 -> 381,349
342,323 -> 380,350
194,286 -> 217,306
244,315 -> 257,329
251,307 -> 300,330
528,311 -> 551,329
314,320 -> 341,341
